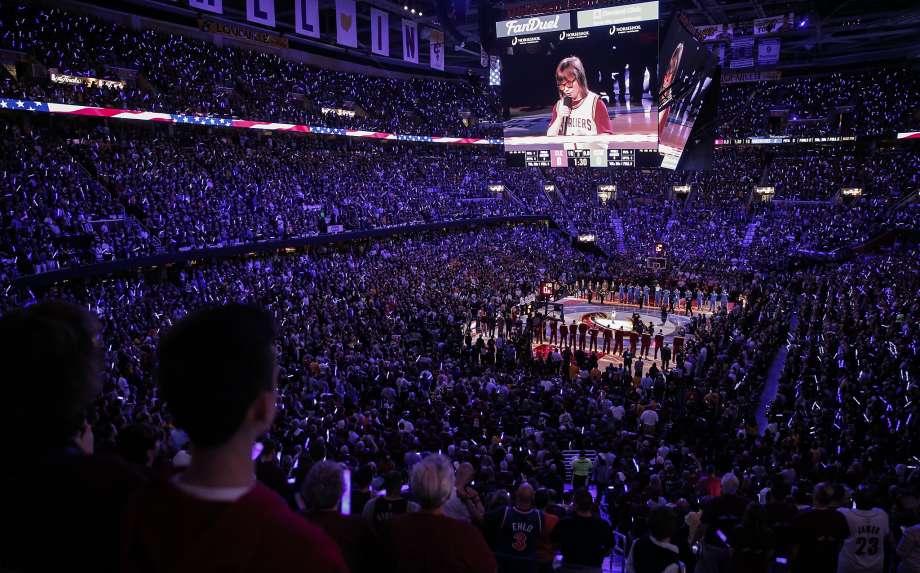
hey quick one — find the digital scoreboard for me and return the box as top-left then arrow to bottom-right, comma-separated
507,148 -> 657,168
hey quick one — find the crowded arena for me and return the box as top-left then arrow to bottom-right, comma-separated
1,0 -> 919,572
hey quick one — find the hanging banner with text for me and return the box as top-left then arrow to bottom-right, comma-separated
730,37 -> 755,68
294,0 -> 320,38
753,13 -> 794,35
370,8 -> 390,56
335,0 -> 358,47
246,0 -> 275,27
429,28 -> 445,71
200,18 -> 288,48
722,70 -> 782,83
189,0 -> 223,15
402,19 -> 419,64
757,38 -> 780,66
697,23 -> 734,41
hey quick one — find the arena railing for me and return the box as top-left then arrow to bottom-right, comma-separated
11,215 -> 553,289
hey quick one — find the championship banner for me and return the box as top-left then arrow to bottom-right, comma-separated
246,0 -> 275,27
402,19 -> 419,64
335,0 -> 357,48
696,24 -> 722,41
730,37 -> 755,69
429,29 -> 445,71
754,13 -> 793,35
757,38 -> 780,66
294,0 -> 321,38
370,8 -> 389,56
697,23 -> 732,41
189,0 -> 222,14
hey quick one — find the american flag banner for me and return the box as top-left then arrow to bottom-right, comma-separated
489,56 -> 501,86
0,99 -> 50,113
0,97 -> 501,146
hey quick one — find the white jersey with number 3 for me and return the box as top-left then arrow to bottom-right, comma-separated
837,507 -> 888,573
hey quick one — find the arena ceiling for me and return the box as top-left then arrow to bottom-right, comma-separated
78,0 -> 920,75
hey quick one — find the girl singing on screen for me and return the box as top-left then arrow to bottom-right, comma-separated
658,43 -> 684,132
546,56 -> 614,140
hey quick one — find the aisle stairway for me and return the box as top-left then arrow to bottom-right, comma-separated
756,308 -> 798,435
742,219 -> 760,249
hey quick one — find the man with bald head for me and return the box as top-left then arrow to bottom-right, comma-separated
790,482 -> 850,573
486,483 -> 545,573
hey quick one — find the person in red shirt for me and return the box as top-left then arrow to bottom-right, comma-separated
641,331 -> 651,358
602,327 -> 613,354
578,322 -> 589,351
383,454 -> 496,573
588,326 -> 599,352
121,304 -> 347,573
673,336 -> 684,360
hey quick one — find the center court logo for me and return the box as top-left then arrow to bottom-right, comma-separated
560,30 -> 591,40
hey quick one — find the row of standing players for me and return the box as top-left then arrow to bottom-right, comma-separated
571,282 -> 731,313
475,310 -> 684,366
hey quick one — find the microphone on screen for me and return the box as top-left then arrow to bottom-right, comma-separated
560,96 -> 573,136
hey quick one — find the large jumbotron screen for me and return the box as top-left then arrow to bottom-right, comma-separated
498,1 -> 660,168
658,17 -> 719,169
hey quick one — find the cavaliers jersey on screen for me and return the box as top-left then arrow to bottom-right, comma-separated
495,507 -> 544,564
837,507 -> 888,573
555,92 -> 602,136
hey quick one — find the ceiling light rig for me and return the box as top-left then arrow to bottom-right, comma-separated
402,4 -> 422,17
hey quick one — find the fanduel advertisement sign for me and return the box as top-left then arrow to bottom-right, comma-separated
496,14 -> 571,38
